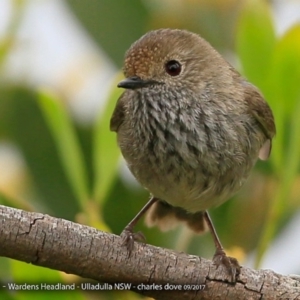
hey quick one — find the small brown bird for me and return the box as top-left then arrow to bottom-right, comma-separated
110,29 -> 275,280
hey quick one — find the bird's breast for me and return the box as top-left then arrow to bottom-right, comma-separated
117,90 -> 262,211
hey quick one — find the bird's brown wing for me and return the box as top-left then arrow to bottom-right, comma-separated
110,93 -> 126,132
244,83 -> 276,160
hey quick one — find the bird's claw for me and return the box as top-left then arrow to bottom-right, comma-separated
120,227 -> 146,255
212,248 -> 240,282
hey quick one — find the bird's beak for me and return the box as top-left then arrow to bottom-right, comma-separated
117,76 -> 157,90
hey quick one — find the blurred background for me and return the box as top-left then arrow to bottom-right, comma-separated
0,0 -> 300,299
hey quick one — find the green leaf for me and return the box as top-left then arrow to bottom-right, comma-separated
255,25 -> 300,267
268,24 -> 300,115
11,260 -> 61,282
37,89 -> 89,208
236,0 -> 276,91
10,261 -> 86,300
0,290 -> 14,300
14,293 -> 84,300
65,0 -> 149,66
0,257 -> 11,280
93,73 -> 123,204
0,0 -> 26,68
265,24 -> 300,172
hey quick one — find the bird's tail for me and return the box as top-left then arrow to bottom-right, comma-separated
145,200 -> 207,234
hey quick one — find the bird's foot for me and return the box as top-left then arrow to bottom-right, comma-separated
212,248 -> 240,282
120,226 -> 146,255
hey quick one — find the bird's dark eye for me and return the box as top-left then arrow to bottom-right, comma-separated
165,60 -> 182,76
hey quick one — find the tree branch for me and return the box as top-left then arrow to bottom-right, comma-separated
0,204 -> 299,299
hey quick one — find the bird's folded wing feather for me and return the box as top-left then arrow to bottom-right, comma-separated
110,93 -> 126,132
244,83 -> 276,160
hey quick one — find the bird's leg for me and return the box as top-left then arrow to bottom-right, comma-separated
204,211 -> 240,281
121,196 -> 158,255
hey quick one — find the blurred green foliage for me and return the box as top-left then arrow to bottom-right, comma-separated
0,0 -> 300,299
237,0 -> 300,267
66,0 -> 149,66
38,89 -> 89,208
